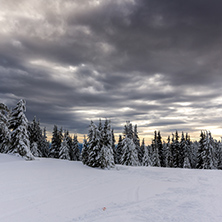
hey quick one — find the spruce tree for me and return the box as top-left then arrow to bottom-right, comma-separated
115,135 -> 123,164
151,131 -> 160,167
87,121 -> 102,167
39,127 -> 50,157
28,117 -> 42,157
9,99 -> 34,160
157,131 -> 164,167
59,134 -> 70,160
164,136 -> 173,167
121,136 -> 139,166
81,135 -> 89,165
50,125 -> 62,158
0,103 -> 11,153
100,119 -> 115,169
133,125 -> 142,165
142,144 -> 151,166
196,131 -> 205,169
121,122 -> 139,166
72,135 -> 80,161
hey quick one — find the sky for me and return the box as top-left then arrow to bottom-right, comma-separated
1,0 -> 222,143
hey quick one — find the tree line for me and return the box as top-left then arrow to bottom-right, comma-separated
0,99 -> 222,170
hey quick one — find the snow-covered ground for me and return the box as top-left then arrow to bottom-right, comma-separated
0,154 -> 222,222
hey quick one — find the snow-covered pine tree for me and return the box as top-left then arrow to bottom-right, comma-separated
81,135 -> 89,165
151,131 -> 161,167
196,131 -> 205,169
202,131 -> 217,169
121,136 -> 139,166
30,142 -> 41,157
182,133 -> 191,168
59,134 -> 70,160
111,129 -> 116,162
100,119 -> 115,169
133,124 -> 141,165
164,136 -> 173,167
28,117 -> 42,157
87,121 -> 102,168
157,131 -> 164,167
121,122 -> 139,166
142,144 -> 151,166
217,140 -> 222,169
139,138 -> 146,164
9,99 -> 34,160
171,131 -> 180,168
72,135 -> 80,161
179,132 -> 186,168
39,127 -> 50,157
115,135 -> 123,164
50,125 -> 62,159
0,103 -> 11,153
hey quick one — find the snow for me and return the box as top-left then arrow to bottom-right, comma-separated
1,154 -> 222,222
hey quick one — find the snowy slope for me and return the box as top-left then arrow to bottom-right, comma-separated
0,154 -> 222,222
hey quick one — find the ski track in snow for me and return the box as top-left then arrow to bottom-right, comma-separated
0,154 -> 222,222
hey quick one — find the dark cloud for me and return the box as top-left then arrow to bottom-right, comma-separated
1,0 -> 222,141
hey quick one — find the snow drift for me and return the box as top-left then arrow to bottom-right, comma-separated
0,154 -> 222,222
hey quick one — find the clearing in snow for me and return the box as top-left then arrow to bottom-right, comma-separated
0,154 -> 222,222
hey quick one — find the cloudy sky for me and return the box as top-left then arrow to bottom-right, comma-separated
1,0 -> 222,143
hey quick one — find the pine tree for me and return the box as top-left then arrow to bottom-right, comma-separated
59,135 -> 70,160
50,125 -> 62,158
171,131 -> 180,168
72,135 -> 80,161
100,119 -> 115,169
164,136 -> 173,167
0,103 -> 11,153
202,131 -> 217,169
87,121 -> 102,167
196,131 -> 205,169
142,144 -> 151,166
28,117 -> 42,157
30,142 -> 41,157
9,99 -> 34,160
157,131 -> 164,167
133,125 -> 142,165
151,131 -> 160,167
139,138 -> 146,164
81,135 -> 89,165
179,132 -> 186,168
115,135 -> 123,164
39,127 -> 50,157
121,136 -> 139,166
182,133 -> 191,168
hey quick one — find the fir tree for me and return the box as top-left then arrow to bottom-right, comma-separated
9,99 -> 34,160
139,138 -> 146,164
157,131 -> 164,167
100,119 -> 115,169
196,131 -> 205,169
72,135 -> 80,161
81,135 -> 89,165
164,136 -> 173,167
121,136 -> 139,166
133,124 -> 141,164
59,135 -> 70,160
50,125 -> 62,159
142,144 -> 151,166
87,121 -> 102,167
115,135 -> 123,164
151,131 -> 160,167
39,127 -> 50,157
171,131 -> 180,168
0,103 -> 11,153
28,117 -> 42,157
